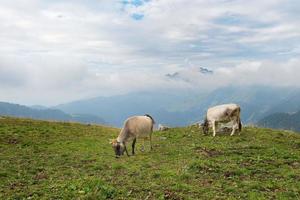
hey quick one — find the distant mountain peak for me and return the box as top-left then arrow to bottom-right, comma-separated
165,66 -> 213,81
199,66 -> 213,74
165,72 -> 180,79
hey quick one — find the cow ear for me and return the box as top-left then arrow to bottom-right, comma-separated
109,139 -> 116,144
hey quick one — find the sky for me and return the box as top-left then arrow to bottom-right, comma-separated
0,0 -> 300,106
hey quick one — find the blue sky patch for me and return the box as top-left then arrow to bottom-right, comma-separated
131,0 -> 144,6
131,13 -> 144,20
122,0 -> 149,7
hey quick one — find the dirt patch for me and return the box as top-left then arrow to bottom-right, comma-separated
34,171 -> 48,180
285,161 -> 300,168
9,182 -> 25,190
228,146 -> 266,151
194,147 -> 222,157
239,160 -> 253,168
80,159 -> 97,164
224,171 -> 235,178
7,138 -> 19,144
164,190 -> 182,200
200,179 -> 213,186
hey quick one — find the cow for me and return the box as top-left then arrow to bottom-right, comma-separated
202,103 -> 242,137
110,114 -> 155,158
158,124 -> 170,131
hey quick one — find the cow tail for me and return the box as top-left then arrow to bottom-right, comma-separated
145,114 -> 155,132
238,107 -> 242,131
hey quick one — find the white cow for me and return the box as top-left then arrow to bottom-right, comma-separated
203,103 -> 242,136
110,114 -> 155,158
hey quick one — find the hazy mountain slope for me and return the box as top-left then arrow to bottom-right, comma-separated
55,91 -> 206,127
257,111 -> 300,132
0,102 -> 105,124
55,86 -> 300,127
190,86 -> 297,123
30,105 -> 48,110
265,91 -> 300,114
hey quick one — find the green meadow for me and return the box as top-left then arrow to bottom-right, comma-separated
1,117 -> 300,199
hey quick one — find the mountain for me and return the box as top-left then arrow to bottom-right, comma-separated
190,86 -> 300,123
0,102 -> 106,125
55,86 -> 300,127
257,111 -> 300,132
264,91 -> 300,115
30,105 -> 48,110
2,117 -> 300,199
165,67 -> 213,82
55,91 -> 207,127
199,66 -> 213,74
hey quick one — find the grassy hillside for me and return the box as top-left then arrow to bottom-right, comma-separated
1,117 -> 300,199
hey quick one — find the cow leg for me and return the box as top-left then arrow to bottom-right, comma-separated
141,139 -> 145,152
124,145 -> 130,156
212,121 -> 217,137
230,128 -> 235,136
238,118 -> 242,135
132,138 -> 136,155
150,132 -> 153,150
230,121 -> 238,136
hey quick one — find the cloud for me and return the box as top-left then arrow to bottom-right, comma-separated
222,59 -> 300,87
203,59 -> 300,88
0,0 -> 299,105
160,58 -> 300,90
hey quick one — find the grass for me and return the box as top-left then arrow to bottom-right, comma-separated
1,116 -> 300,199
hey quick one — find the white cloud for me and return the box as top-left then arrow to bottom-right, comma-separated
214,59 -> 300,87
0,0 -> 299,105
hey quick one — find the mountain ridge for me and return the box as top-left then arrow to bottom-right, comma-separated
257,110 -> 300,132
0,101 -> 106,125
55,86 -> 300,127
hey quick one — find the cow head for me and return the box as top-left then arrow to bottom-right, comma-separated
110,139 -> 125,158
202,118 -> 209,134
202,124 -> 209,134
